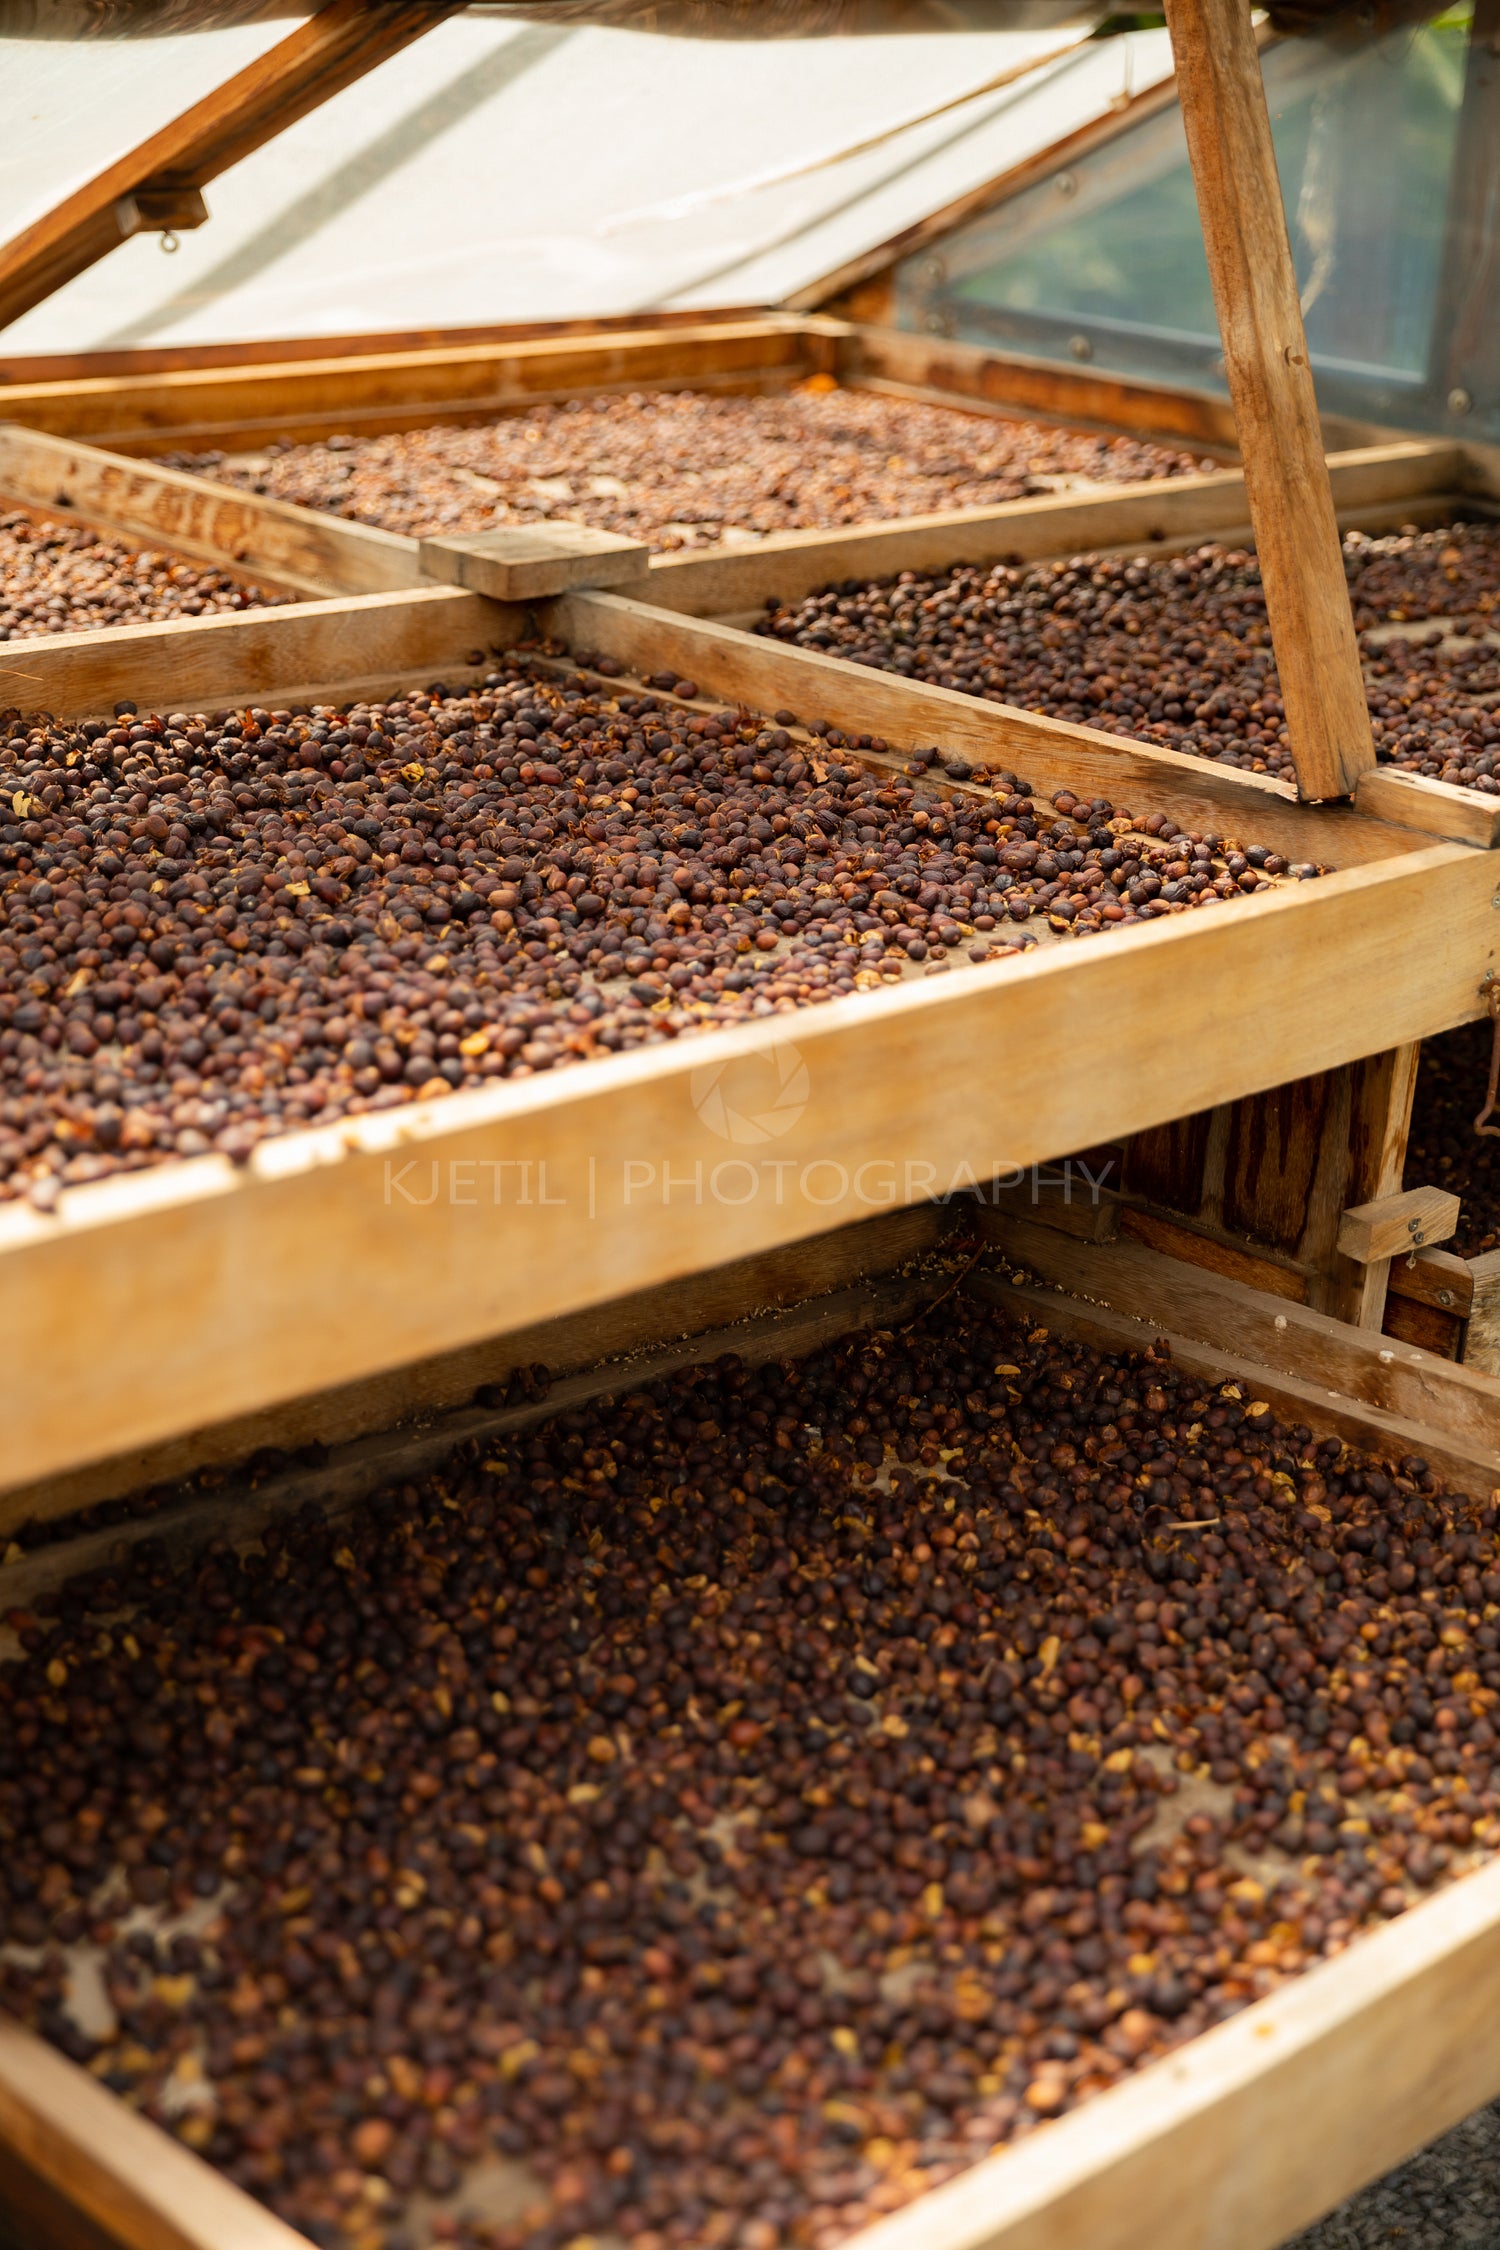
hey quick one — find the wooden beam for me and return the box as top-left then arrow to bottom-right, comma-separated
1164,0 -> 1376,802
553,589 -> 1429,868
0,2 -> 463,335
0,425 -> 425,600
0,587 -> 516,724
0,320 -> 838,451
645,440 -> 1457,618
2,1204 -> 951,1539
839,327 -> 1242,452
1338,1184 -> 1460,1267
419,522 -> 650,599
1,836 -> 1495,1497
977,1218 -> 1500,1472
1321,1044 -> 1423,1330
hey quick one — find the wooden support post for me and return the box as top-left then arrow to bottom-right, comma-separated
1163,0 -> 1377,803
0,0 -> 461,333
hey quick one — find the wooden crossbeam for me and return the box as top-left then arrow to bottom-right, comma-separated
1164,0 -> 1377,803
0,0 -> 462,334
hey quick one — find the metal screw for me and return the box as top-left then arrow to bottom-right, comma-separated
1448,386 -> 1473,415
920,255 -> 947,286
1069,335 -> 1094,361
1438,1289 -> 1455,1308
1057,171 -> 1079,198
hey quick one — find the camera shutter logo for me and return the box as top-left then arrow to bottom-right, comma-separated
690,1037 -> 810,1145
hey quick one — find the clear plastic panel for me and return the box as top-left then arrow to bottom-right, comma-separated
893,14 -> 1490,440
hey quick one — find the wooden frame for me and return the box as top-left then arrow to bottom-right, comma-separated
8,1216 -> 1500,2250
3,559 -> 1499,1500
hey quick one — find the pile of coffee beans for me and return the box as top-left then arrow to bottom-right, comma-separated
164,388 -> 1216,552
0,661 -> 1319,1206
0,511 -> 287,641
757,523 -> 1500,791
1407,1022 -> 1500,1258
1,1295 -> 1495,2250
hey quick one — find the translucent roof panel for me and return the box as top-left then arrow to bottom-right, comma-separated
0,15 -> 1168,350
893,15 -> 1481,437
0,21 -> 291,243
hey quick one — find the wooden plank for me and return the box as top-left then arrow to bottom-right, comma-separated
643,441 -> 1457,619
1355,766 -> 1500,850
3,1257 -> 945,1589
1,835 -> 1496,1494
0,587 -> 514,724
0,305 -> 794,389
1387,1245 -> 1474,1317
1382,1293 -> 1466,1360
0,2016 -> 307,2250
0,2 -> 462,334
554,588 -> 1430,868
0,424 -> 424,599
1322,1044 -> 1423,1330
1164,0 -> 1376,802
1464,1247 -> 1500,1378
1116,1204 -> 1306,1301
419,522 -> 650,598
2,1202 -> 951,1537
1338,1184 -> 1460,1265
839,326 -> 1242,451
0,321 -> 834,447
979,1215 -> 1500,1466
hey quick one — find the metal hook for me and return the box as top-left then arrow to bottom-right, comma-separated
160,230 -> 180,255
1475,973 -> 1500,1138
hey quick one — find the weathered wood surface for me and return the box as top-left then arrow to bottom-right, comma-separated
0,423 -> 424,598
1165,0 -> 1376,801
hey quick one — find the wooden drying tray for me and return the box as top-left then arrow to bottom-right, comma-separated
2,568 -> 1497,1502
0,314 -> 849,456
0,419 -> 1482,817
7,1220 -> 1500,2250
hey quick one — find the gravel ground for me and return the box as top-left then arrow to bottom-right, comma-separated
1283,2100 -> 1500,2248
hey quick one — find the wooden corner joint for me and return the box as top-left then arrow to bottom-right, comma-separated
1337,1185 -> 1462,1266
418,523 -> 651,602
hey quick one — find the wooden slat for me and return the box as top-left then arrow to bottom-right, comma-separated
2,836 -> 1496,1496
1387,1245 -> 1474,1317
1355,767 -> 1500,849
1164,0 -> 1375,802
0,321 -> 836,447
2,1203 -> 951,1539
839,326 -> 1242,450
980,1216 -> 1500,1467
0,2 -> 462,335
0,424 -> 424,599
644,441 -> 1458,617
419,521 -> 650,598
1338,1183 -> 1460,1266
0,305 -> 793,389
0,587 -> 514,722
0,2017 -> 306,2250
553,589 -> 1431,867
1322,1044 -> 1423,1329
